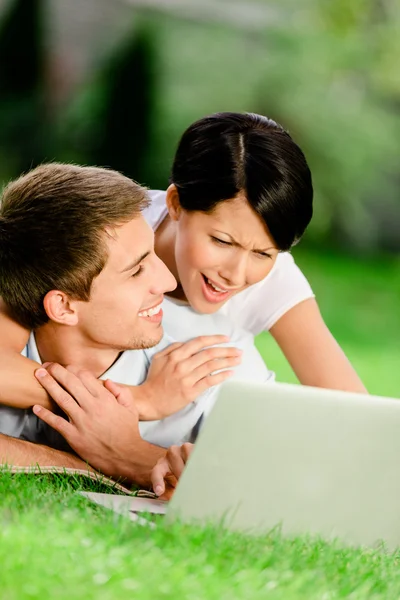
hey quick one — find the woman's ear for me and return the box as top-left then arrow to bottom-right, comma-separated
43,290 -> 79,326
166,184 -> 182,221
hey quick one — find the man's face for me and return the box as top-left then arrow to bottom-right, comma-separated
76,215 -> 177,350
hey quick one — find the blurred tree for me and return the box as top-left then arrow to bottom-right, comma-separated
53,2 -> 400,251
59,21 -> 158,186
253,0 -> 400,250
0,0 -> 48,180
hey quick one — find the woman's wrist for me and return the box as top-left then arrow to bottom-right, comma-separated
133,382 -> 162,421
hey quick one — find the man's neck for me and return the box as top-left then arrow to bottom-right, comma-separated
34,323 -> 121,378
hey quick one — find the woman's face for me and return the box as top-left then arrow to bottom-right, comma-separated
168,189 -> 280,314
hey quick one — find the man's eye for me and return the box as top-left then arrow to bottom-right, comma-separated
131,266 -> 143,278
211,236 -> 231,246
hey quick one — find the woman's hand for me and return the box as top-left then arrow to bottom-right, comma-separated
135,335 -> 242,421
151,442 -> 194,499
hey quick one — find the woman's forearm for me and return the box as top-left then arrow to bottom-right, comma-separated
270,298 -> 367,394
0,303 -> 54,409
0,352 -> 54,409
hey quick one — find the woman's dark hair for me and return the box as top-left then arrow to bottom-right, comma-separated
170,112 -> 313,251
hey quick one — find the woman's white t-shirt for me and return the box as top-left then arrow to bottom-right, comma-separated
144,190 -> 315,336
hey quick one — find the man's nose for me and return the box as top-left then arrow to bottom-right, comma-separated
151,254 -> 177,294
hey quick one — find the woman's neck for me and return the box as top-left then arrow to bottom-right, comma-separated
154,216 -> 188,302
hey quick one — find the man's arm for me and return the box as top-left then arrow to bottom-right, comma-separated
0,433 -> 92,470
32,364 -> 166,488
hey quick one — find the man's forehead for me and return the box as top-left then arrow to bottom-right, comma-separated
105,216 -> 154,268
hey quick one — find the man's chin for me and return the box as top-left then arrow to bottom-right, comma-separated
128,327 -> 164,350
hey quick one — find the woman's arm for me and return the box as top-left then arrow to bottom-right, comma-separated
0,300 -> 242,416
0,300 -> 54,409
270,298 -> 367,393
0,352 -> 55,409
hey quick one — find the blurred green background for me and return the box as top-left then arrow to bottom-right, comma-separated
0,0 -> 399,396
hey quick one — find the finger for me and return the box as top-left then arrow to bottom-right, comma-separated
167,335 -> 231,361
65,365 -> 105,398
151,446 -> 186,496
159,474 -> 178,501
45,363 -> 94,410
183,349 -> 242,379
104,380 -> 139,417
32,404 -> 75,439
192,369 -> 234,395
34,368 -> 84,421
181,443 -> 194,463
165,445 -> 186,480
184,345 -> 242,371
189,355 -> 241,383
152,342 -> 184,358
104,380 -> 130,405
151,459 -> 171,496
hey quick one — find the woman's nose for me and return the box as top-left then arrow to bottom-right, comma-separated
218,254 -> 248,288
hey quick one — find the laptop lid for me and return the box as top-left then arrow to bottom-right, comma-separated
168,381 -> 400,549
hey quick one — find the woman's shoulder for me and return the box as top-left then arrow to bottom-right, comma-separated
143,189 -> 168,231
221,252 -> 314,334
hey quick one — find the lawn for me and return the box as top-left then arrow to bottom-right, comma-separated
256,248 -> 400,398
3,472 -> 400,600
1,250 -> 400,599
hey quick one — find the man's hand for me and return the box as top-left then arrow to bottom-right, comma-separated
32,363 -> 165,486
151,442 -> 194,500
136,335 -> 242,421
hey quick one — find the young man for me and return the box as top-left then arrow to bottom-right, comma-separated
0,163 -> 273,488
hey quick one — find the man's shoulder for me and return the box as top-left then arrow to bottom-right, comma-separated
21,331 -> 34,358
102,335 -> 175,386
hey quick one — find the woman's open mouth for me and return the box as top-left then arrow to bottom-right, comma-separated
201,274 -> 232,304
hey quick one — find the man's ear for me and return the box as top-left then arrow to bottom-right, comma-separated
166,184 -> 182,222
43,290 -> 79,326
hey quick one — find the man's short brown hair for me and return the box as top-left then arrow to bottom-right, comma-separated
0,163 -> 149,330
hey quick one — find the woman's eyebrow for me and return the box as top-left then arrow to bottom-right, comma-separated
213,230 -> 239,244
213,230 -> 276,253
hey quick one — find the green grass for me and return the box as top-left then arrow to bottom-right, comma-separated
256,248 -> 400,398
2,251 -> 400,599
3,472 -> 400,600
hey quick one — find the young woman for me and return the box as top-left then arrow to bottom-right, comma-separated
0,111 -> 365,419
147,112 -> 366,393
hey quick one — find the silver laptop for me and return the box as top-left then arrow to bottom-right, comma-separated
84,381 -> 400,549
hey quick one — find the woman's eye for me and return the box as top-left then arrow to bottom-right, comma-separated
211,236 -> 231,246
255,252 -> 272,260
131,266 -> 143,278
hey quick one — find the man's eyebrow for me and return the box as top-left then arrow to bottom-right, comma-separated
213,230 -> 276,253
120,251 -> 150,273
